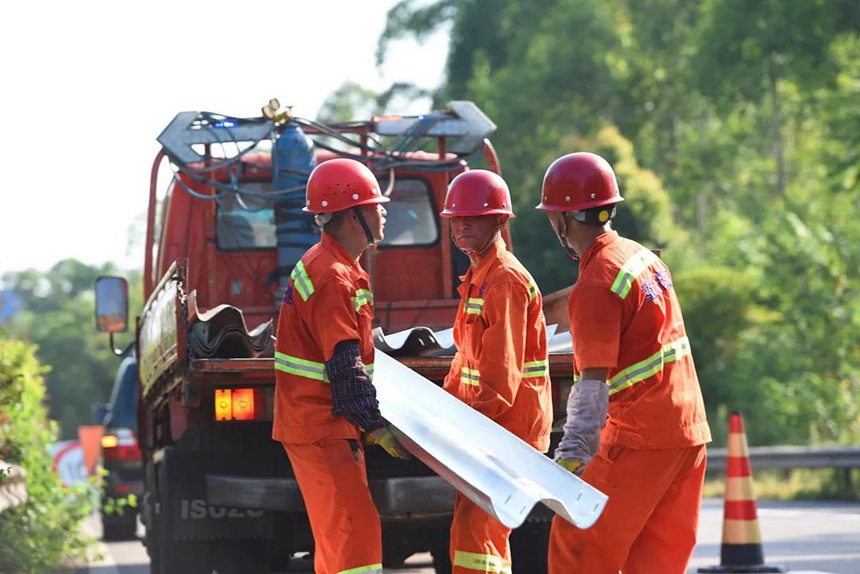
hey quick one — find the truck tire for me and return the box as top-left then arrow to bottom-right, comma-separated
101,511 -> 137,541
429,525 -> 452,574
148,456 -> 272,574
150,461 -> 211,574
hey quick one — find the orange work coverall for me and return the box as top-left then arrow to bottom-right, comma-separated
548,230 -> 712,574
273,233 -> 383,574
444,239 -> 552,574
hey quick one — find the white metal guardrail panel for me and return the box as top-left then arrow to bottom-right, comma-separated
374,350 -> 608,529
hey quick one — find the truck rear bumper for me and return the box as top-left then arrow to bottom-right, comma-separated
207,474 -> 456,520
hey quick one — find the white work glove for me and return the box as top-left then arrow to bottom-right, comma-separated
554,379 -> 609,470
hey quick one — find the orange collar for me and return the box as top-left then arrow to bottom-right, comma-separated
579,230 -> 618,270
320,232 -> 363,272
459,238 -> 506,295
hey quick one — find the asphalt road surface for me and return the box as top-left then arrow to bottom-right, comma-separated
84,498 -> 860,574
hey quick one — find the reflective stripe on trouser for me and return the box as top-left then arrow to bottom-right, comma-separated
450,492 -> 512,574
522,359 -> 548,378
548,443 -> 706,574
282,439 -> 383,574
338,565 -> 384,574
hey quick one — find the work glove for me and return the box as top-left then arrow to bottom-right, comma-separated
366,425 -> 412,460
554,378 -> 609,467
556,458 -> 585,475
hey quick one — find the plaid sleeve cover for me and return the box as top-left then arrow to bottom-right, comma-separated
326,340 -> 384,433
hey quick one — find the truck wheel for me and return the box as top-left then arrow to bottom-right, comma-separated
149,458 -> 271,574
381,532 -> 415,569
151,462 -> 211,574
101,512 -> 137,541
510,518 -> 550,574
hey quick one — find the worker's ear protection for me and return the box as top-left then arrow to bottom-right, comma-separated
570,206 -> 616,225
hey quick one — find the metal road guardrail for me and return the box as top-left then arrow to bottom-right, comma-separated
3,444 -> 855,516
708,445 -> 860,490
706,445 -> 860,472
0,460 -> 27,514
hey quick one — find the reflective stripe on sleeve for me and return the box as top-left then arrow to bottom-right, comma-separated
465,297 -> 484,315
290,261 -> 315,301
453,550 -> 512,574
352,289 -> 374,312
460,367 -> 480,386
527,280 -> 538,302
610,249 -> 660,299
608,336 -> 692,394
522,359 -> 548,378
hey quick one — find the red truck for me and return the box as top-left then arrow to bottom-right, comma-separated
95,100 -> 575,574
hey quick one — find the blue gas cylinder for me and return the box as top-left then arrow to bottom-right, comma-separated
273,122 -> 317,287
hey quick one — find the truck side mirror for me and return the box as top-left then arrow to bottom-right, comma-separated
95,276 -> 129,333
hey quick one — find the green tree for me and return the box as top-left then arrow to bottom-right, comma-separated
317,81 -> 381,123
0,338 -> 98,572
379,0 -> 860,447
2,261 -> 141,439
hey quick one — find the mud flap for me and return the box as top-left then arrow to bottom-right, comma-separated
159,445 -> 272,541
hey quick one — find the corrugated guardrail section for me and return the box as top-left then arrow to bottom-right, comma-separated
0,460 -> 27,514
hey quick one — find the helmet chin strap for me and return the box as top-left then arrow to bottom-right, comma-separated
554,213 -> 580,260
452,221 -> 503,259
353,206 -> 376,245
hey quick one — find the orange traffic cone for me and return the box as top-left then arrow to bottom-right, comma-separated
699,411 -> 785,573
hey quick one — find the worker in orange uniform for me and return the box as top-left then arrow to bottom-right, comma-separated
440,169 -> 553,574
273,158 -> 410,574
536,152 -> 712,574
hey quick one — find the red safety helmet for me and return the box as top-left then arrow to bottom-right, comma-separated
440,170 -> 515,219
536,152 -> 624,213
303,158 -> 390,214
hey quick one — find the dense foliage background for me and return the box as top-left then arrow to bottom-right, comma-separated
372,0 -> 860,445
1,0 -> 858,453
0,338 -> 97,572
1,262 -> 141,440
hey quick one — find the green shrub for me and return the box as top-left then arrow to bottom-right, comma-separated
0,337 -> 99,573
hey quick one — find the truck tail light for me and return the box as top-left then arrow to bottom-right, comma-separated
215,387 -> 266,421
101,428 -> 142,462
